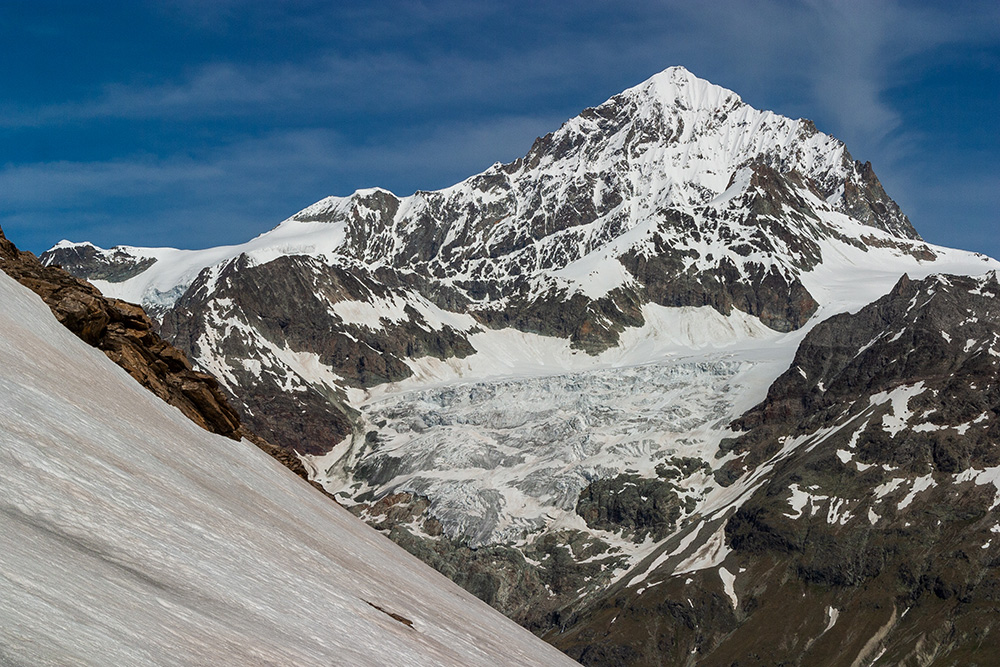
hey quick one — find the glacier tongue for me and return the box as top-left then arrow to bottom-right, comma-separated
353,358 -> 759,547
313,305 -> 806,555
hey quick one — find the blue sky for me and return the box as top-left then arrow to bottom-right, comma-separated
1,0 -> 997,258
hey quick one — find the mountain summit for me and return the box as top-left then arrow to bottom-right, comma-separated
52,66 -> 917,326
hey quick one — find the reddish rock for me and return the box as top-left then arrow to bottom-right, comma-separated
0,225 -> 337,501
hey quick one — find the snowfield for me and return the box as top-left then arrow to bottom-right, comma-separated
0,271 -> 576,667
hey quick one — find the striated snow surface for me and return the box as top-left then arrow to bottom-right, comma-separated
0,272 -> 576,667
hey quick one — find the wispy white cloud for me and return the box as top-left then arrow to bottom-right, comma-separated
3,0 -> 997,255
658,0 -> 998,156
0,113 -> 558,251
11,0 -> 987,157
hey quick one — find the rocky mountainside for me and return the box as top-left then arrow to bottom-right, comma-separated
42,66 -> 1000,661
43,66 -> 937,457
550,271 -> 1000,665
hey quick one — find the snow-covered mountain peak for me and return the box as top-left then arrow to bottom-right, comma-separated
51,238 -> 96,250
625,65 -> 743,113
43,65 -> 987,441
49,65 -> 925,322
517,65 -> 845,212
32,66 -> 1000,653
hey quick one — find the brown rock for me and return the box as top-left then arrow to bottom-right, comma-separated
0,224 -> 339,497
0,225 -> 234,438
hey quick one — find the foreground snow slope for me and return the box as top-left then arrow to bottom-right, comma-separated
0,271 -> 575,667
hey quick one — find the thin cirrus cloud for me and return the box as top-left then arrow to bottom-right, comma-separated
1,118 -> 558,208
668,0 -> 995,151
4,1 -> 987,139
1,56 -> 565,130
0,115 -> 560,251
1,0 -> 996,256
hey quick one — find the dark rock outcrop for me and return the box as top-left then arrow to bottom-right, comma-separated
0,226 -> 336,500
576,473 -> 683,542
157,254 -> 477,455
721,271 -> 1000,481
41,241 -> 158,282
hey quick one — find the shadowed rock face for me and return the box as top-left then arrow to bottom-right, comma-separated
42,242 -> 158,282
576,474 -> 683,542
722,272 -> 1000,480
157,254 -> 476,455
550,272 -> 1000,665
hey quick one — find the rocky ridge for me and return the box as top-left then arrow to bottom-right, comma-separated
0,226 -> 328,494
0,227 -> 239,439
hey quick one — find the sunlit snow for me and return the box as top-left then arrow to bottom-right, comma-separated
0,273 -> 575,667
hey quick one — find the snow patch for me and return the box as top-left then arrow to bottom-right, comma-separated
674,523 -> 730,575
956,466 -> 1000,510
718,567 -> 738,609
897,474 -> 936,510
869,382 -> 926,436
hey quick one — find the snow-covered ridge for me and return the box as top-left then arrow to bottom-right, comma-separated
538,65 -> 847,207
73,219 -> 349,308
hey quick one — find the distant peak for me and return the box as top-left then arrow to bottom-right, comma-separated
658,65 -> 697,80
353,186 -> 398,199
52,239 -> 101,250
623,66 -> 742,112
